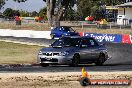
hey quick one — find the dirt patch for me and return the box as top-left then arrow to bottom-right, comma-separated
0,72 -> 131,88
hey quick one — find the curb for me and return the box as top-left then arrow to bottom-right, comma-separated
0,64 -> 40,68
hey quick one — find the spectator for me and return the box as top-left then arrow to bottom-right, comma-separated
15,16 -> 21,25
38,16 -> 43,23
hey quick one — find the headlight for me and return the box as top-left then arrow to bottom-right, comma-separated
59,51 -> 69,56
65,33 -> 70,36
38,51 -> 43,55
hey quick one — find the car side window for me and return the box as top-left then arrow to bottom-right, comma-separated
81,38 -> 88,48
81,38 -> 98,48
87,38 -> 98,47
63,27 -> 70,32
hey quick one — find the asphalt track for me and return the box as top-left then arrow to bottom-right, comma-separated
0,36 -> 132,72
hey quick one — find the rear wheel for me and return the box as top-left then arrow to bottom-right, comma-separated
71,54 -> 80,66
95,54 -> 105,66
40,63 -> 49,67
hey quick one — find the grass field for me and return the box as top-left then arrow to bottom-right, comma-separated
0,22 -> 50,31
0,41 -> 43,64
0,22 -> 132,35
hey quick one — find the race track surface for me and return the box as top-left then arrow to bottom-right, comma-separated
0,64 -> 132,73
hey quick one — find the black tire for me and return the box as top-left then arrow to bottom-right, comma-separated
95,54 -> 105,66
80,77 -> 91,86
50,34 -> 54,39
71,54 -> 80,66
40,63 -> 49,67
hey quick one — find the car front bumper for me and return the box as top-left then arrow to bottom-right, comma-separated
37,55 -> 73,65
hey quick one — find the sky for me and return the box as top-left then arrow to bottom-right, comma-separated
0,0 -> 46,12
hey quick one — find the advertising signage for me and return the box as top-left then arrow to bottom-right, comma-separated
84,33 -> 122,43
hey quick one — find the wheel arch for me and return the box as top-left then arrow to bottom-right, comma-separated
99,52 -> 106,58
73,53 -> 80,58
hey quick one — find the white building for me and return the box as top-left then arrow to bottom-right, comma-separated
116,2 -> 132,25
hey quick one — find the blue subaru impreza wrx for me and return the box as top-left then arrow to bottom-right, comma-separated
50,26 -> 79,39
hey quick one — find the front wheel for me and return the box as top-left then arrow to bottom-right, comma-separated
95,54 -> 105,66
71,54 -> 80,66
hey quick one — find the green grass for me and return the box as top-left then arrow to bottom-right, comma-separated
0,22 -> 50,31
0,41 -> 43,64
75,27 -> 132,35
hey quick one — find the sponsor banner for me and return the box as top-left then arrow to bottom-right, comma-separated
122,34 -> 131,44
84,33 -> 122,43
79,32 -> 84,36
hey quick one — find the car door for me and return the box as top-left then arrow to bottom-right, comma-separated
57,27 -> 63,37
79,38 -> 93,63
86,38 -> 100,61
79,38 -> 100,63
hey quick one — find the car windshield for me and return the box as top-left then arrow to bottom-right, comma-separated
63,27 -> 75,32
52,37 -> 80,47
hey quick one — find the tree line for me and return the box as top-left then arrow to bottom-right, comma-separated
0,0 -> 132,26
2,7 -> 47,20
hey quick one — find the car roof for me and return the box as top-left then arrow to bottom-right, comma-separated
63,36 -> 92,39
55,26 -> 71,28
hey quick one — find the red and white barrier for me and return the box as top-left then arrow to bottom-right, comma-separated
79,32 -> 84,36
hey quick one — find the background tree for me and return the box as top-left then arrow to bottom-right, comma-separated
13,0 -> 77,27
3,8 -> 15,17
31,11 -> 38,17
64,8 -> 79,21
0,0 -> 5,10
39,7 -> 47,20
1,0 -> 132,24
77,0 -> 93,20
45,0 -> 77,27
19,10 -> 30,17
76,0 -> 128,20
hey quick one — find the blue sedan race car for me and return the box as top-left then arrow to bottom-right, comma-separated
50,26 -> 79,39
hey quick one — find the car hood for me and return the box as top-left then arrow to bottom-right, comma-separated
40,47 -> 77,52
